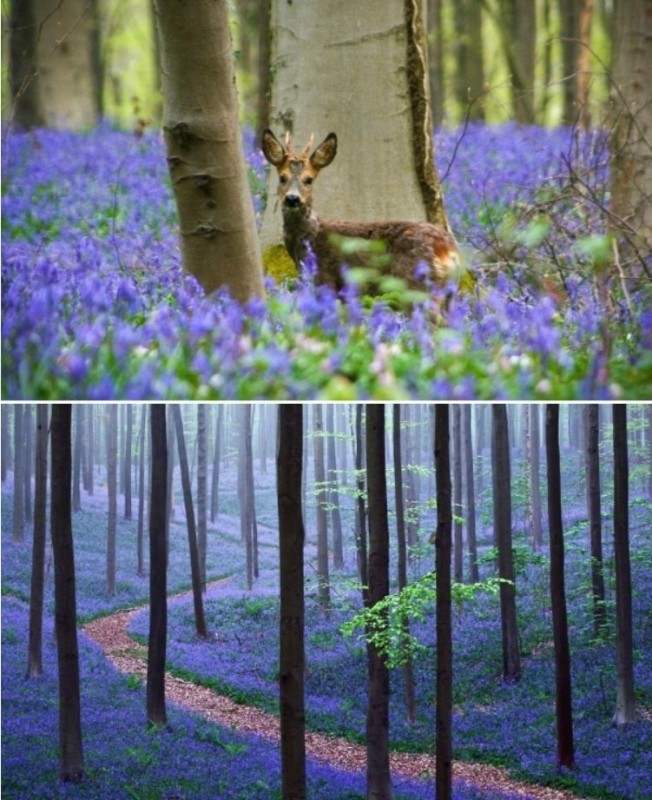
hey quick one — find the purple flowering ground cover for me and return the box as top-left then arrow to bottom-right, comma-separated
3,124 -> 651,399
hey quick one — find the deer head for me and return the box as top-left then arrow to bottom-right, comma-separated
262,129 -> 337,218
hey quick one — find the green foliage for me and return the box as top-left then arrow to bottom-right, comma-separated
340,572 -> 506,669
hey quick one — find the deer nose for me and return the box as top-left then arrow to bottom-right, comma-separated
283,193 -> 302,208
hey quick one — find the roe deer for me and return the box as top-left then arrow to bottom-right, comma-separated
261,128 -> 461,293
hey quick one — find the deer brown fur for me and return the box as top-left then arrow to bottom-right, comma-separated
261,128 -> 460,292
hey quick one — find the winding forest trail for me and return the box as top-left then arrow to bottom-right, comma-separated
83,579 -> 584,800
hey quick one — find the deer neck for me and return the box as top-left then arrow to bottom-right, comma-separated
281,206 -> 319,266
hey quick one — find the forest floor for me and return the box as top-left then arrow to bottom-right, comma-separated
83,579 -> 585,800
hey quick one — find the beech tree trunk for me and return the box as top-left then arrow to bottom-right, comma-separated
12,404 -> 25,544
365,405 -> 393,800
260,0 -> 451,265
313,405 -> 331,610
171,405 -> 207,639
278,404 -> 306,800
609,0 -> 652,257
197,404 -> 208,590
463,405 -> 479,583
492,405 -> 521,683
137,406 -> 146,577
546,404 -> 575,769
584,404 -> 606,636
452,405 -> 463,583
33,0 -> 97,129
124,405 -> 133,520
153,0 -> 264,300
434,404 -> 452,800
612,404 -> 636,727
354,405 -> 369,602
51,405 -> 84,782
106,405 -> 117,597
325,404 -> 344,569
147,405 -> 168,727
27,404 -> 49,678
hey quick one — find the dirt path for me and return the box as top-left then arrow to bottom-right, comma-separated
83,582 -> 584,800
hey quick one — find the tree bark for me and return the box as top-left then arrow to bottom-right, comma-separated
492,404 -> 521,683
197,404 -> 208,590
153,0 -> 264,300
278,404 -> 306,800
452,405 -> 463,583
211,406 -> 223,523
612,403 -> 636,727
171,405 -> 207,639
434,405 -> 452,800
546,404 -> 575,769
34,0 -> 97,129
124,405 -> 133,520
238,405 -> 255,591
463,405 -> 479,582
393,405 -> 416,724
51,404 -> 84,782
12,404 -> 25,543
106,405 -> 118,597
325,404 -> 344,569
147,405 -> 168,727
354,405 -> 369,603
609,0 -> 652,258
313,404 -> 331,610
137,406 -> 146,577
365,404 -> 393,800
9,0 -> 44,129
27,404 -> 49,678
584,404 -> 606,636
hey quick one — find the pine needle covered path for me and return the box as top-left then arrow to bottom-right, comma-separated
83,580 -> 585,800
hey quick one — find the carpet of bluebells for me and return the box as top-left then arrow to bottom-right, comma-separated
3,124 -> 651,400
3,442 -> 652,799
4,473 -> 522,800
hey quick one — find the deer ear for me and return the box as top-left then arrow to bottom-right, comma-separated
310,132 -> 337,170
261,129 -> 286,166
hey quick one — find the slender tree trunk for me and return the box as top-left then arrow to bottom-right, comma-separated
612,404 -> 636,727
106,405 -> 118,597
73,406 -> 82,512
124,405 -> 133,520
354,405 -> 369,603
137,406 -> 146,577
27,404 -> 49,678
434,405 -> 452,800
585,404 -> 606,636
463,405 -> 479,582
86,405 -> 94,495
529,404 -> 543,549
313,405 -> 331,610
9,0 -> 44,129
393,405 -> 416,724
452,405 -> 463,583
171,405 -> 207,638
51,405 -> 84,782
210,406 -> 222,523
326,404 -> 344,569
492,405 -> 521,683
278,404 -> 306,800
546,404 -> 575,769
365,405 -> 393,800
153,0 -> 264,299
147,405 -> 168,727
197,404 -> 208,590
13,404 -> 25,543
1,406 -> 11,482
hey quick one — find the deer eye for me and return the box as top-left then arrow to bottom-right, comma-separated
303,176 -> 313,186
279,175 -> 289,185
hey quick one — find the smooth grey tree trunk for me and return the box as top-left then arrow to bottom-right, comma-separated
313,404 -> 331,610
585,404 -> 606,636
106,405 -> 117,597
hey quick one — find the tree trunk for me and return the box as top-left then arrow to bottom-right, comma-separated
278,404 -> 306,800
365,405 -> 393,800
612,404 -> 636,727
137,406 -> 146,577
73,406 -> 82,512
1,406 -> 11,482
211,406 -> 222,523
584,404 -> 606,636
124,405 -> 133,520
106,405 -> 118,597
34,0 -> 97,129
529,404 -> 543,549
85,405 -> 94,495
463,405 -> 479,582
27,404 -> 49,678
492,405 -> 521,683
434,405 -> 452,800
153,0 -> 264,300
197,404 -> 208,590
261,0 -> 451,265
51,405 -> 84,782
313,404 -> 331,610
171,405 -> 207,638
238,405 -> 255,590
546,404 -> 575,769
452,0 -> 485,119
496,0 -> 537,123
9,0 -> 44,129
354,405 -> 369,603
325,404 -> 344,569
12,404 -> 25,544
452,405 -> 463,583
609,0 -> 652,258
393,405 -> 416,724
147,405 -> 168,727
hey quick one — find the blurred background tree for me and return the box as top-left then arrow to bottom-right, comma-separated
3,0 -> 618,131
